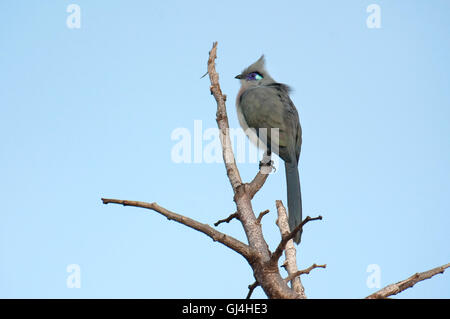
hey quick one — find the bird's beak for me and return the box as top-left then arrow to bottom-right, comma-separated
235,74 -> 243,79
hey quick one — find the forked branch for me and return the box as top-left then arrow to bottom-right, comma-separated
271,215 -> 323,265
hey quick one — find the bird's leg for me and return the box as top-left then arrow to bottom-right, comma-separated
259,149 -> 275,174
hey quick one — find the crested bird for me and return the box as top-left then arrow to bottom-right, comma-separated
235,56 -> 303,243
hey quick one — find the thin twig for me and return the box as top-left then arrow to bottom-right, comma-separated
214,212 -> 239,227
366,263 -> 450,299
256,210 -> 270,224
284,264 -> 327,283
246,281 -> 260,299
271,215 -> 323,264
101,198 -> 253,261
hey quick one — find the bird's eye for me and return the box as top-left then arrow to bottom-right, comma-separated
246,72 -> 263,81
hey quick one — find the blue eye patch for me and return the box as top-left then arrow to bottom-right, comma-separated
246,72 -> 263,81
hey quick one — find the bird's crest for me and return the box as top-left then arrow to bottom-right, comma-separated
242,55 -> 266,75
240,55 -> 276,84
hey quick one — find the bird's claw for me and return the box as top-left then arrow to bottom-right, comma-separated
259,159 -> 276,173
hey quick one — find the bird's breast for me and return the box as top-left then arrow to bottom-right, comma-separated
235,85 -> 247,108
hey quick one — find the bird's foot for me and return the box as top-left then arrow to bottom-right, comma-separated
259,159 -> 276,174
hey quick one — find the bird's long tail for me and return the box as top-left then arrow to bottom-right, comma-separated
285,161 -> 303,244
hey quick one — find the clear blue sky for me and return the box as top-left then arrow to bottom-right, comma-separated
1,0 -> 449,298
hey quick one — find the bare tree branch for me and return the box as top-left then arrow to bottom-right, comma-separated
284,264 -> 327,283
246,281 -> 260,299
214,212 -> 239,227
271,215 -> 323,265
101,198 -> 254,261
256,209 -> 270,224
275,200 -> 305,297
207,42 -> 242,192
366,263 -> 450,299
247,171 -> 270,199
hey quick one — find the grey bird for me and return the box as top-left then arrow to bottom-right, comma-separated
235,55 -> 303,243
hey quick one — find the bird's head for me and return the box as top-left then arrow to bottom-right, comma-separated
235,55 -> 275,86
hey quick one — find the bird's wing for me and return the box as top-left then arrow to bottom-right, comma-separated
266,83 -> 302,161
239,84 -> 301,162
